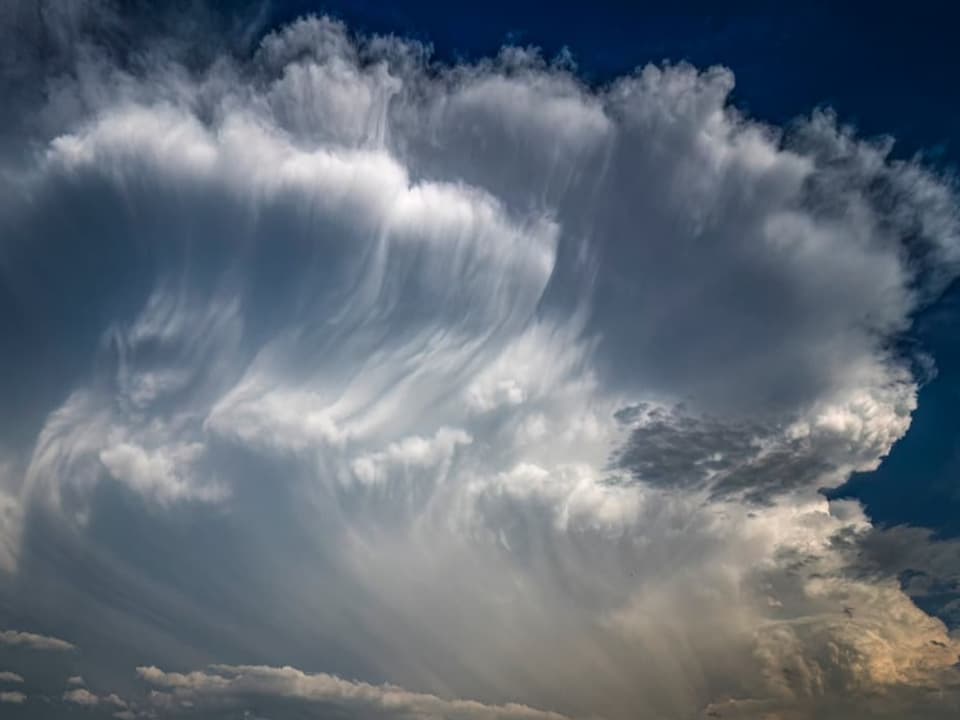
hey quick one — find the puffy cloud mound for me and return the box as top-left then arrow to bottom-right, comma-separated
0,4 -> 959,720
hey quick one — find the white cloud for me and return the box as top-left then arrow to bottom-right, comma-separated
64,687 -> 100,705
138,664 -> 572,720
0,460 -> 24,574
0,629 -> 75,652
0,691 -> 26,704
61,685 -> 129,710
105,693 -> 129,708
98,440 -> 223,505
0,8 -> 959,720
350,427 -> 472,486
0,671 -> 24,683
14,13 -> 955,520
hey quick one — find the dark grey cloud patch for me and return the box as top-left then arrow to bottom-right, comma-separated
612,405 -> 769,492
612,404 -> 867,503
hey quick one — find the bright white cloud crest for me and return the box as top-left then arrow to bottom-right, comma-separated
1,6 -> 960,720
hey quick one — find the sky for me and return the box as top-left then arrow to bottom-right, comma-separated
1,1 -> 960,719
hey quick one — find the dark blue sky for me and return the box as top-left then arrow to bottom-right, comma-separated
264,1 -> 960,163
256,0 -> 960,538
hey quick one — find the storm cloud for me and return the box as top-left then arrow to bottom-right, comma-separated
1,2 -> 959,719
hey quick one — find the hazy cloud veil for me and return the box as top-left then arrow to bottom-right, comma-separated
1,2 -> 960,719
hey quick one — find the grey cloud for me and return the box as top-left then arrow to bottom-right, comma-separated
830,523 -> 960,626
612,406 -> 768,490
611,400 -> 913,503
667,505 -> 960,719
611,405 -> 842,502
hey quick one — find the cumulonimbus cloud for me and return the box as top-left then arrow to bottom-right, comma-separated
1,3 -> 959,719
